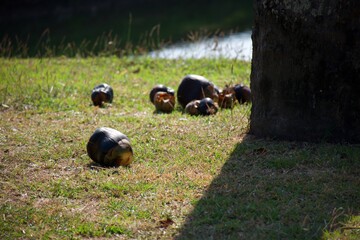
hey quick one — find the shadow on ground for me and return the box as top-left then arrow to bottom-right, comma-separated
175,135 -> 360,239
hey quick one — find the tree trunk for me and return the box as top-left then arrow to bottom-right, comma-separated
250,0 -> 360,142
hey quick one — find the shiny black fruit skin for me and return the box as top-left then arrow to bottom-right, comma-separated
87,127 -> 133,167
149,84 -> 175,104
234,84 -> 251,104
91,83 -> 114,106
198,97 -> 218,116
177,74 -> 219,109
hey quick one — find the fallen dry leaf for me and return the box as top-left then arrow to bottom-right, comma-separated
157,217 -> 174,229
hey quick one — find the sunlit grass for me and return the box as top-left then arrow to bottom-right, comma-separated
0,57 -> 359,239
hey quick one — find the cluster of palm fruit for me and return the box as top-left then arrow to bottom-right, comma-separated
86,74 -> 251,168
150,74 -> 251,116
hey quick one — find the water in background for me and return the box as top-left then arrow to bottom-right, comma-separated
150,31 -> 252,60
2,1 -> 253,57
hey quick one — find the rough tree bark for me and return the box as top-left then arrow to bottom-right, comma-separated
250,0 -> 360,142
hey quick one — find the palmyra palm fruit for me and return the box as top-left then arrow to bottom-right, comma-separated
234,83 -> 252,104
87,127 -> 133,167
153,91 -> 176,113
185,100 -> 201,116
218,85 -> 236,109
91,83 -> 114,106
149,84 -> 175,104
198,97 -> 218,116
177,74 -> 219,109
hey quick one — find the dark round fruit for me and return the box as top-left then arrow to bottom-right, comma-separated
149,84 -> 175,104
234,84 -> 252,104
87,127 -> 133,167
198,97 -> 218,116
185,100 -> 201,116
91,83 -> 114,106
153,91 -> 175,113
177,74 -> 219,109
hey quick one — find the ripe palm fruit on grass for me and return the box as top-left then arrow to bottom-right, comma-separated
87,127 -> 133,167
149,84 -> 175,104
150,84 -> 175,113
218,85 -> 236,109
153,91 -> 176,113
185,100 -> 201,116
234,83 -> 252,104
91,83 -> 114,106
177,74 -> 219,109
198,97 -> 218,116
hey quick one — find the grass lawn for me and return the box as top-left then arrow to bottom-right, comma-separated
0,57 -> 359,239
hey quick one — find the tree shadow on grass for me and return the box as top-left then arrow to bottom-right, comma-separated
175,135 -> 360,239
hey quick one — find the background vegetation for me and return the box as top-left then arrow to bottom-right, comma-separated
0,0 -> 253,57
